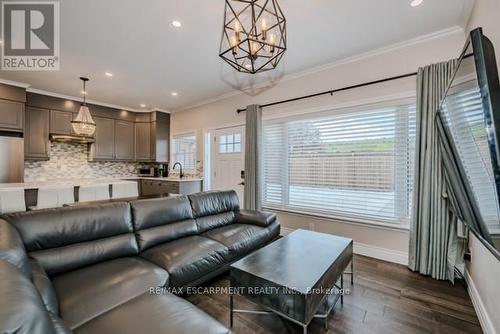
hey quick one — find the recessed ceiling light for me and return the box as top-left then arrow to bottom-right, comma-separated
171,92 -> 178,97
81,91 -> 87,95
105,72 -> 113,77
410,0 -> 423,7
140,103 -> 146,108
172,20 -> 182,28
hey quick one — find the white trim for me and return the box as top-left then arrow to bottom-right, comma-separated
464,268 -> 495,334
0,79 -> 171,113
173,26 -> 463,113
279,227 -> 408,265
266,206 -> 411,232
353,242 -> 408,266
26,88 -> 146,113
0,78 -> 31,88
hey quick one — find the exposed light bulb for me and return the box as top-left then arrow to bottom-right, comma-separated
234,20 -> 242,42
230,36 -> 238,55
261,18 -> 267,40
269,33 -> 276,53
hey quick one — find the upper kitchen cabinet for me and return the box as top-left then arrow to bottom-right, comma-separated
90,116 -> 115,160
115,120 -> 134,160
135,122 -> 151,161
50,110 -> 74,135
25,107 -> 49,160
90,117 -> 135,161
150,111 -> 170,162
0,83 -> 26,133
0,100 -> 24,132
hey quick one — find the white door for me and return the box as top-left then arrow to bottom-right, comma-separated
212,126 -> 245,204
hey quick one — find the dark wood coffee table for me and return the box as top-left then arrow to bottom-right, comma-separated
230,229 -> 353,334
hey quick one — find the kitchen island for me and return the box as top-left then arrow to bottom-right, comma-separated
0,177 -> 203,209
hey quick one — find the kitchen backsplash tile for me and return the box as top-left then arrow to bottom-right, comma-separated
24,142 -> 141,181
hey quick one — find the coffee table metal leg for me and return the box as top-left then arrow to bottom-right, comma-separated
351,260 -> 354,284
230,294 -> 234,328
340,274 -> 344,305
302,323 -> 307,334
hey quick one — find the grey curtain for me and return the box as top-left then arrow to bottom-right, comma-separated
409,59 -> 458,282
244,104 -> 262,210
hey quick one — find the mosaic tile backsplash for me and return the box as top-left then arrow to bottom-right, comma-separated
24,142 -> 141,181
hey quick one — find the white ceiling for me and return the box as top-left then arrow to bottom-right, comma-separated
0,0 -> 474,112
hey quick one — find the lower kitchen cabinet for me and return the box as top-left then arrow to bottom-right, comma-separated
25,107 -> 50,160
140,179 -> 202,196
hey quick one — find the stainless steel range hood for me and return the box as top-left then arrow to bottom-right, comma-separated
50,134 -> 95,144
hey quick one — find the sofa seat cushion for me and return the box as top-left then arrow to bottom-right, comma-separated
140,236 -> 229,287
52,257 -> 169,330
73,292 -> 229,334
202,222 -> 280,259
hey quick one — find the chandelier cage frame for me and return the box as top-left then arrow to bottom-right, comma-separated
219,0 -> 287,74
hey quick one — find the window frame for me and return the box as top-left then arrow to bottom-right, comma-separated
261,98 -> 416,230
170,131 -> 197,172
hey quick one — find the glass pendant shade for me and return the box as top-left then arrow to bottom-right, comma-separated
71,104 -> 96,136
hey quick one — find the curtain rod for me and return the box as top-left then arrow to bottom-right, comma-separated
236,72 -> 416,113
237,53 -> 474,114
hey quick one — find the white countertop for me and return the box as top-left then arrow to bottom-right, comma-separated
0,177 -> 203,190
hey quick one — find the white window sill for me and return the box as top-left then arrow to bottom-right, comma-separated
262,206 -> 411,232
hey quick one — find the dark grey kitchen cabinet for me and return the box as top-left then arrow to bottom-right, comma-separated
91,116 -> 115,160
0,99 -> 24,132
50,110 -> 73,135
114,120 -> 134,160
25,107 -> 49,160
140,179 -> 202,196
135,122 -> 151,161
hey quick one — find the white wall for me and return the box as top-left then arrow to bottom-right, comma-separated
171,27 -> 466,263
465,1 -> 500,333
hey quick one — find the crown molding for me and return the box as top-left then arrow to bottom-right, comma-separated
174,25 -> 464,113
0,78 -> 164,113
0,78 -> 31,88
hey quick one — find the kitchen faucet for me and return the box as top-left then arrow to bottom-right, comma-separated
172,162 -> 184,178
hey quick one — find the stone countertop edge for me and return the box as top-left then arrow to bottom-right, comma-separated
0,177 -> 204,190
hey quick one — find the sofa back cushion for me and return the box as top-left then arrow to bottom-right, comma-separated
130,196 -> 197,251
5,203 -> 137,277
188,190 -> 240,233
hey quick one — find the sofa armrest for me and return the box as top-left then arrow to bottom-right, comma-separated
30,259 -> 59,315
0,219 -> 31,278
0,260 -> 57,334
234,210 -> 277,227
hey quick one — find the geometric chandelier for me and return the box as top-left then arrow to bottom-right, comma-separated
219,0 -> 287,74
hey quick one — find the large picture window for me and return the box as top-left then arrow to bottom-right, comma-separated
262,102 -> 416,226
171,133 -> 196,171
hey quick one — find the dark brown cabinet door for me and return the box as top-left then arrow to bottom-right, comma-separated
0,99 -> 24,132
50,110 -> 73,135
135,122 -> 151,161
92,117 -> 115,160
114,120 -> 134,160
25,107 -> 49,160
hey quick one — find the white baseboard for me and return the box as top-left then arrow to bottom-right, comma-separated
279,227 -> 408,265
353,242 -> 408,266
464,269 -> 495,334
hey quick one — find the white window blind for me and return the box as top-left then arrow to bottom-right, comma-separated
263,103 -> 416,225
171,133 -> 196,170
441,84 -> 500,232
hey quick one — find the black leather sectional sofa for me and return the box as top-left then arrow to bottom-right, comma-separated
0,190 -> 280,334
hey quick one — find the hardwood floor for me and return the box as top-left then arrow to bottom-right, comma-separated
184,255 -> 482,334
